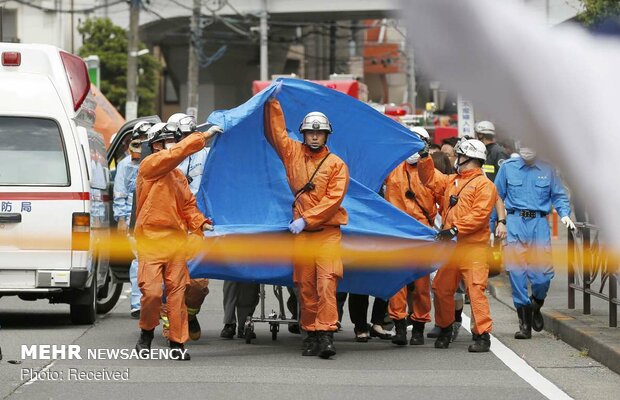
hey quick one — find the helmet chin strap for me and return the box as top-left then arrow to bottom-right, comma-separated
303,134 -> 327,152
454,155 -> 471,173
305,143 -> 324,152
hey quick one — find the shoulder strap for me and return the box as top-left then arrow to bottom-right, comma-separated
440,174 -> 485,229
294,153 -> 332,197
292,152 -> 332,208
405,168 -> 434,227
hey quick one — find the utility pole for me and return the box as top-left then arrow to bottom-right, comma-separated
70,0 -> 74,53
186,0 -> 201,117
329,22 -> 336,74
125,0 -> 140,120
259,0 -> 268,80
406,44 -> 416,111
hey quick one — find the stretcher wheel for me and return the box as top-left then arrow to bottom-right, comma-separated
270,322 -> 279,341
244,325 -> 253,344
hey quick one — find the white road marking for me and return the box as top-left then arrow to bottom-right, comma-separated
23,360 -> 56,386
461,313 -> 572,400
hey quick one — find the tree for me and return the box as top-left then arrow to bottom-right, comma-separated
579,0 -> 620,26
78,18 -> 160,117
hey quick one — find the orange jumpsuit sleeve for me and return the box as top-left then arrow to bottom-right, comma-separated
418,156 -> 449,196
301,162 -> 350,230
453,182 -> 497,235
139,134 -> 207,180
264,98 -> 296,160
181,182 -> 209,233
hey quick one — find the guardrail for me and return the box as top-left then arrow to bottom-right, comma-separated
567,222 -> 618,327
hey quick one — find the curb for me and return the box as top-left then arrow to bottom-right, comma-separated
488,275 -> 620,375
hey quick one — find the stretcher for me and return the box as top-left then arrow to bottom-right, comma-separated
242,284 -> 299,344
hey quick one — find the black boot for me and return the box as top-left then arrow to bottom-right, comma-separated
468,332 -> 491,353
391,319 -> 407,346
409,321 -> 425,345
318,331 -> 337,359
135,329 -> 154,356
514,306 -> 532,339
434,325 -> 453,349
531,296 -> 545,332
302,331 -> 319,356
220,323 -> 236,339
188,316 -> 201,341
169,341 -> 190,361
426,324 -> 441,338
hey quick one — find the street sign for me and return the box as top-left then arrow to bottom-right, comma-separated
457,95 -> 475,137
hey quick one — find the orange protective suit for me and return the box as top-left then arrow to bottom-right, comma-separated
265,98 -> 350,332
418,156 -> 497,334
385,162 -> 438,323
134,133 -> 209,344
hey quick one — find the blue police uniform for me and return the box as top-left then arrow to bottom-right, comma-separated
494,157 -> 571,307
112,155 -> 141,312
177,147 -> 209,195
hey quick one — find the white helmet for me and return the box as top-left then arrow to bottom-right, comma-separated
474,120 -> 496,136
132,120 -> 152,140
455,137 -> 487,161
299,111 -> 332,133
167,113 -> 197,134
410,126 -> 430,142
145,122 -> 167,142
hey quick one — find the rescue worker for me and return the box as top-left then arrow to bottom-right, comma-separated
418,137 -> 497,352
474,121 -> 508,182
134,121 -> 223,361
264,96 -> 350,359
157,113 -> 211,342
385,127 -> 438,346
113,120 -> 151,318
494,146 -> 574,339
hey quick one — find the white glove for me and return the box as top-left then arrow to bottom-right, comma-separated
288,218 -> 306,235
206,125 -> 224,136
561,216 -> 576,231
202,222 -> 214,232
272,81 -> 283,98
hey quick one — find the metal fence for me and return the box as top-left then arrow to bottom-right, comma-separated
567,222 -> 619,327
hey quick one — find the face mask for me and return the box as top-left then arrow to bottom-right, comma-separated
164,143 -> 175,150
519,147 -> 536,161
406,153 -> 420,165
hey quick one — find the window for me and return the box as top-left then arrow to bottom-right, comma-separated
1,9 -> 19,43
164,73 -> 179,103
0,117 -> 69,185
87,128 -> 109,190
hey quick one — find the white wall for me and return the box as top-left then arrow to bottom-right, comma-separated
2,0 -> 95,52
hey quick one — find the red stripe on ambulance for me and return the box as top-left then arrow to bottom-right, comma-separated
0,192 -> 90,200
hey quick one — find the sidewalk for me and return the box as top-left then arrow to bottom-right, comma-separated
488,234 -> 620,375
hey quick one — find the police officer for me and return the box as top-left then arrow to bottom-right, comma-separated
494,146 -> 574,339
113,120 -> 151,318
475,121 -> 508,183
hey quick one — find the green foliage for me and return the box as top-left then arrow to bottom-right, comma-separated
579,0 -> 620,26
78,18 -> 160,117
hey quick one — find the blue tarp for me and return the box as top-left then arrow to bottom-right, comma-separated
189,78 -> 447,299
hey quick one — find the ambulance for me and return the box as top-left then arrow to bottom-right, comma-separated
0,43 -> 120,324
